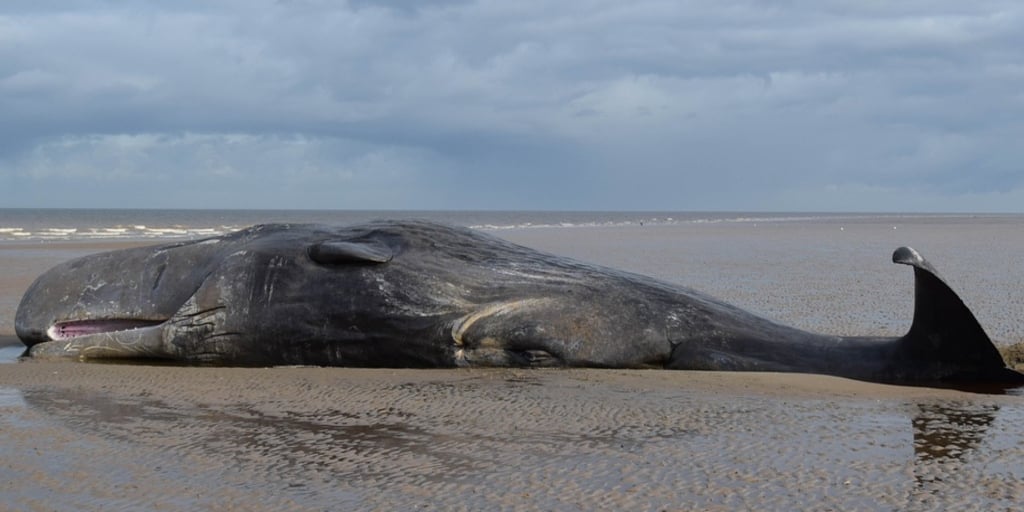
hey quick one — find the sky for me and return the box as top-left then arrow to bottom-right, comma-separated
2,1 -> 1023,212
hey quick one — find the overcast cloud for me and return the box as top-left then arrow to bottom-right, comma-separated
2,1 -> 1023,211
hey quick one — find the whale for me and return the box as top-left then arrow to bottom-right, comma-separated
14,220 -> 1024,386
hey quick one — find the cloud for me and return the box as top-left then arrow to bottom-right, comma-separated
2,1 -> 1023,210
2,132 -> 457,208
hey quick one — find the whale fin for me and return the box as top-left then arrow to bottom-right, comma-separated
892,246 -> 1014,380
308,240 -> 393,264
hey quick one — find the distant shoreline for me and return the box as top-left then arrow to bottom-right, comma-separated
2,209 -> 1021,243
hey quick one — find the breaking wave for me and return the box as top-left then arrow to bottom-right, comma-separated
0,209 -> 1006,242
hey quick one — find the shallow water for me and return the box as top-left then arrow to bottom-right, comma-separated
0,343 -> 23,363
0,208 -> 779,242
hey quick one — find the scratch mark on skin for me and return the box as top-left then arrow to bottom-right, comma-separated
263,256 -> 286,303
182,322 -> 218,329
205,332 -> 242,342
152,263 -> 167,293
173,305 -> 227,319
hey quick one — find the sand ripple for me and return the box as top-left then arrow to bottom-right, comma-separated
2,363 -> 1023,510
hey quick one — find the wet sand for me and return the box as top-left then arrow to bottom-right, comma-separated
2,218 -> 1024,510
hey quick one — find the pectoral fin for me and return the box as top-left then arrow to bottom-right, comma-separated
451,299 -> 566,367
308,240 -> 394,264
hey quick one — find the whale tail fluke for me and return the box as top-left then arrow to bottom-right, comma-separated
893,247 -> 1023,383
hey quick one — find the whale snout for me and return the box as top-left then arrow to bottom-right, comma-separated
14,238 -> 228,358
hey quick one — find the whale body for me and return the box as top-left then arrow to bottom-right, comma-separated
14,220 -> 1024,386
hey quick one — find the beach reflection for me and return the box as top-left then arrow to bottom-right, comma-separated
912,403 -> 998,463
0,386 -> 26,408
9,372 -> 1024,511
0,342 -> 25,363
19,386 -> 1011,477
908,401 -> 1008,495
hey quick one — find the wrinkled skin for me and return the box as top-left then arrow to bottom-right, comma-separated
15,220 -> 1024,386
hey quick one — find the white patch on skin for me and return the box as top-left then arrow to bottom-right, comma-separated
375,274 -> 391,294
492,267 -> 579,285
83,282 -> 106,292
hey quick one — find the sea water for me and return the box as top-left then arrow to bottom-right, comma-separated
1,208 -> 1016,242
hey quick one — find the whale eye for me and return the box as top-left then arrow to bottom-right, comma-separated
509,349 -> 561,367
308,240 -> 394,265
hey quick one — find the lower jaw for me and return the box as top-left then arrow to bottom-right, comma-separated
46,319 -> 166,341
30,323 -> 168,360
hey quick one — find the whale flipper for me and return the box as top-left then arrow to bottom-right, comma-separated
892,247 -> 1018,382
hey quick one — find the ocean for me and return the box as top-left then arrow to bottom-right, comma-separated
1,208 -> 1018,242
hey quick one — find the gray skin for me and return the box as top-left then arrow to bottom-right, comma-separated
14,220 -> 1024,386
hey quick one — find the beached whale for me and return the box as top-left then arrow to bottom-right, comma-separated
14,220 -> 1024,385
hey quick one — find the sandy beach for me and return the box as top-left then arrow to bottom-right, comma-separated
2,217 -> 1024,510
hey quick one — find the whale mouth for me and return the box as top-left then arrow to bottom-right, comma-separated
46,319 -> 166,341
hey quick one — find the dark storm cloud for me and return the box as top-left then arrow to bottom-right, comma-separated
2,1 -> 1023,210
